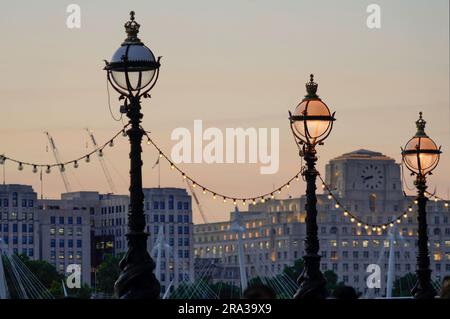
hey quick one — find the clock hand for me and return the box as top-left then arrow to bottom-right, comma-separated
364,176 -> 374,181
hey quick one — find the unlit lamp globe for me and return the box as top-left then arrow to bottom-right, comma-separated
110,44 -> 157,91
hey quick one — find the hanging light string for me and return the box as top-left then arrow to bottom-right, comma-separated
317,174 -> 416,231
0,124 -> 130,173
425,191 -> 450,207
141,128 -> 448,230
141,128 -> 302,205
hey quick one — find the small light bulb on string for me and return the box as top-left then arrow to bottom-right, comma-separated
278,189 -> 281,194
223,197 -> 227,203
372,227 -> 377,232
202,188 -> 206,195
192,182 -> 196,188
252,199 -> 256,205
32,165 -> 38,173
434,198 -> 438,203
147,140 -> 151,145
170,163 -> 175,170
408,207 -> 413,212
98,149 -> 103,157
364,225 -> 369,230
343,211 -> 349,217
159,152 -> 162,158
321,184 -> 325,189
18,162 -> 23,171
357,222 -> 362,227
109,140 -> 114,147
295,175 -> 299,181
382,225 -> 387,230
271,193 -> 274,199
414,200 -> 418,205
445,202 -> 449,207
350,217 -> 355,223
122,130 -> 127,137
46,166 -> 51,174
327,194 -> 332,200
389,223 -> 394,228
286,183 -> 290,188
60,164 -> 65,172
334,203 -> 340,209
85,155 -> 90,163
233,199 -> 237,206
261,198 -> 265,203
243,200 -> 246,206
182,174 -> 187,180
213,194 -> 216,200
377,227 -> 381,232
396,219 -> 401,224
74,161 -> 78,169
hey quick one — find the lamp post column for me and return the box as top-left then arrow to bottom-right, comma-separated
411,174 -> 436,299
294,144 -> 327,299
114,96 -> 160,299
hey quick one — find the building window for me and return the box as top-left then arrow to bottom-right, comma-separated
169,196 -> 174,210
153,201 -> 159,210
59,217 -> 64,225
76,217 -> 82,225
77,240 -> 82,248
369,193 -> 376,212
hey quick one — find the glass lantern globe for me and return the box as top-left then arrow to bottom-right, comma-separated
105,11 -> 160,93
290,74 -> 335,144
402,112 -> 441,175
109,44 -> 157,91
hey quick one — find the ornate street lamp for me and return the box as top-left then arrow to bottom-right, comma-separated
401,112 -> 442,299
104,11 -> 161,299
289,74 -> 335,299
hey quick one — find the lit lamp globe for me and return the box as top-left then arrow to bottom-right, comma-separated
290,74 -> 335,145
402,112 -> 441,176
105,11 -> 160,94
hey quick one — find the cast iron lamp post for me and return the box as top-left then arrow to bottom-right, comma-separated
104,11 -> 161,299
289,74 -> 335,299
401,112 -> 442,299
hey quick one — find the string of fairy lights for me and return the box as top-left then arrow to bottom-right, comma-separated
1,126 -> 448,233
0,124 -> 130,173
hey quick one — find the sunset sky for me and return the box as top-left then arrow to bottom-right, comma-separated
0,0 -> 448,223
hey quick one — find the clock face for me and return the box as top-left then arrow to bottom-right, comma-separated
360,164 -> 384,190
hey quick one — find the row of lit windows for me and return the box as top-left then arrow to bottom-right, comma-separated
1,212 -> 34,220
50,227 -> 83,236
50,251 -> 82,260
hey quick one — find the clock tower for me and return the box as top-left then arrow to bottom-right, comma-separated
324,149 -> 403,202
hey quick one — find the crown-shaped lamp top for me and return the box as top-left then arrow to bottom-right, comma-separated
304,74 -> 319,99
414,112 -> 427,137
123,11 -> 141,44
